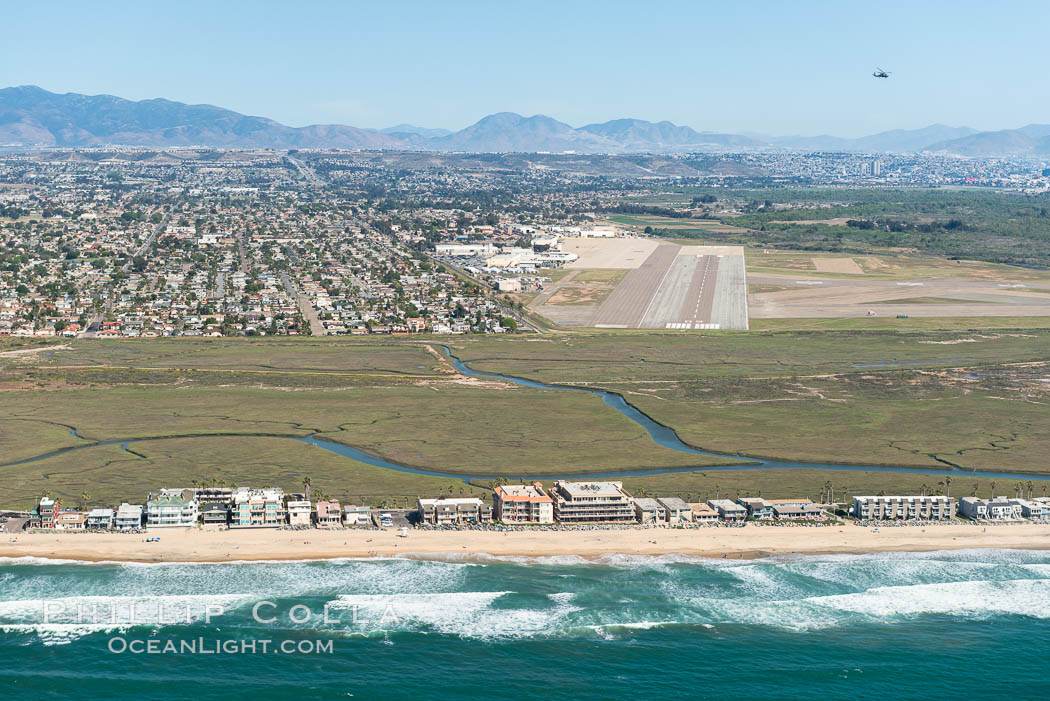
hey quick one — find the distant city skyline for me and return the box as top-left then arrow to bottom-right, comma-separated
3,0 -> 1049,137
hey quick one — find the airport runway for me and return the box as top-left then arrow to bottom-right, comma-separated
592,244 -> 679,327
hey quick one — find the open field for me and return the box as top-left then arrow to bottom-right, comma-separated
746,249 -> 1050,282
0,437 -> 491,508
2,331 -> 1049,508
749,316 -> 1050,330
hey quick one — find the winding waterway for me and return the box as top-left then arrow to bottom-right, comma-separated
4,347 -> 1048,484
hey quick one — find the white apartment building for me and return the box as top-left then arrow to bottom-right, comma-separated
549,481 -> 635,523
285,495 -> 312,526
852,495 -> 955,521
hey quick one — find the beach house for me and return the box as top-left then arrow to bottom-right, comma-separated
549,481 -> 635,523
708,499 -> 746,522
958,497 -> 1022,521
114,503 -> 144,530
146,490 -> 199,528
634,498 -> 667,524
315,500 -> 342,528
343,505 -> 372,526
30,496 -> 59,529
285,494 -> 312,526
86,508 -> 114,529
493,482 -> 554,523
657,497 -> 694,524
417,497 -> 493,526
737,497 -> 775,519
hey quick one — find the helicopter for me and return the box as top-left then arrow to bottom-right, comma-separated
873,68 -> 890,79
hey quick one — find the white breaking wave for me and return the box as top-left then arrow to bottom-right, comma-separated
326,591 -> 581,639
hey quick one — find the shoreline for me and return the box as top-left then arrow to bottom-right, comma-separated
2,523 -> 1049,564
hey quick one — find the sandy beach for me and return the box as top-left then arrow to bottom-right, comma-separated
3,523 -> 1049,563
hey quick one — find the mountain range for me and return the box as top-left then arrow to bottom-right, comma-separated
1,85 -> 1047,157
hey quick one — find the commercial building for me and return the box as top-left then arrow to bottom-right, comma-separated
852,495 -> 955,521
230,488 -> 286,528
146,490 -> 199,528
958,497 -> 1022,521
435,243 -> 498,257
114,503 -> 144,530
417,497 -> 493,526
493,483 -> 554,524
549,481 -> 635,523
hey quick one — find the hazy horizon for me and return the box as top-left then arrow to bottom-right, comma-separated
3,0 -> 1049,137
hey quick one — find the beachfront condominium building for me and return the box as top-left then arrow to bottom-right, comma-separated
493,482 -> 554,524
1012,499 -> 1048,520
958,497 -> 1022,521
114,503 -> 144,530
315,500 -> 342,528
285,494 -> 312,527
230,488 -> 286,528
737,497 -> 775,520
550,481 -> 635,523
417,497 -> 493,526
146,490 -> 200,528
852,495 -> 955,521
30,496 -> 59,529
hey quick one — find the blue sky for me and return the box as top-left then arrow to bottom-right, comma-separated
3,0 -> 1048,136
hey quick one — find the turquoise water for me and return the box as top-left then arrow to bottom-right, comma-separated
2,550 -> 1050,697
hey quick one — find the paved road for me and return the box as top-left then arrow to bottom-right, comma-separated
280,272 -> 326,336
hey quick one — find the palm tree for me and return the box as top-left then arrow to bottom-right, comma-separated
79,491 -> 90,510
972,482 -> 979,497
944,476 -> 952,499
1027,481 -> 1034,499
990,481 -> 997,498
302,476 -> 312,502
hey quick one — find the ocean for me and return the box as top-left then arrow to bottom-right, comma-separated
2,550 -> 1049,698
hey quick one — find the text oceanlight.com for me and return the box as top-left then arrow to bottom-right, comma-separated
108,638 -> 334,655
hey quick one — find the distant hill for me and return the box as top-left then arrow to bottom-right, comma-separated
925,125 -> 1050,157
0,85 -> 412,149
0,85 -> 1038,156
